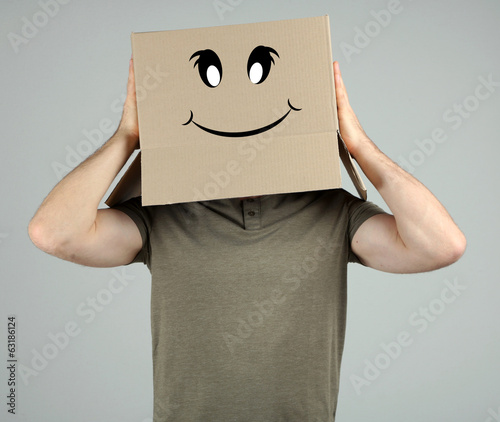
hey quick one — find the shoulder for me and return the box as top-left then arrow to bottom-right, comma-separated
317,188 -> 375,214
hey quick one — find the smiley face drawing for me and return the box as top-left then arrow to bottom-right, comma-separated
182,45 -> 302,137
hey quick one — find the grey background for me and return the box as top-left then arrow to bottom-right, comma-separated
1,0 -> 499,421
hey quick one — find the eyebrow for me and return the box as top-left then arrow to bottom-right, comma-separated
189,47 -> 280,64
189,49 -> 212,67
189,50 -> 203,61
261,46 -> 279,60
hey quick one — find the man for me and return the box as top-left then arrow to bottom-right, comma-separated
28,57 -> 466,421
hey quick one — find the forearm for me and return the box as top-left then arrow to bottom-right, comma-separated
29,129 -> 137,243
351,136 -> 466,260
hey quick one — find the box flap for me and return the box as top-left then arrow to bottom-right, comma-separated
105,152 -> 141,207
337,130 -> 367,200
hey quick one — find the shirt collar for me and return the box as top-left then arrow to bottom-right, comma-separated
197,191 -> 324,230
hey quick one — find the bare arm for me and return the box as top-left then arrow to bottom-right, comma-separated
28,58 -> 143,268
333,61 -> 466,273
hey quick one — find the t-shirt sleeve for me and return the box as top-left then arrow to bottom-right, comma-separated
109,196 -> 151,266
345,192 -> 389,264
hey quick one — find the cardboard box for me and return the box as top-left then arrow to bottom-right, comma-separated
106,15 -> 366,207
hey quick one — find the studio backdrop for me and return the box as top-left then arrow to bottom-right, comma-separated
1,0 -> 499,421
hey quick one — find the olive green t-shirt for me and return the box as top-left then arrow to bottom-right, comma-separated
112,188 -> 387,422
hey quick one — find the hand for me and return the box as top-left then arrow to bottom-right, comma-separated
333,61 -> 369,158
117,57 -> 140,148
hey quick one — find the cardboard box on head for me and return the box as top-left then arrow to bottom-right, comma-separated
105,15 -> 366,207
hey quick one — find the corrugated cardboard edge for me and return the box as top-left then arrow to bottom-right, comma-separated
337,130 -> 367,200
105,31 -> 143,209
323,16 -> 367,201
104,152 -> 142,207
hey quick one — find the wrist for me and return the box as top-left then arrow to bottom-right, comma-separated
348,134 -> 373,161
114,126 -> 140,150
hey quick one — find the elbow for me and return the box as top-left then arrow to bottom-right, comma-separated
28,218 -> 67,256
28,218 -> 92,262
28,218 -> 54,254
433,230 -> 467,269
449,230 -> 467,264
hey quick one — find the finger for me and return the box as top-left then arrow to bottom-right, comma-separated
333,61 -> 352,112
333,61 -> 341,91
127,59 -> 136,97
129,57 -> 135,78
334,62 -> 347,102
333,62 -> 347,108
333,62 -> 344,100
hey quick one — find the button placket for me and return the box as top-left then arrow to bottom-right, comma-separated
242,197 -> 262,230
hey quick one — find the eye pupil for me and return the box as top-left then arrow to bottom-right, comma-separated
249,62 -> 263,84
206,65 -> 221,87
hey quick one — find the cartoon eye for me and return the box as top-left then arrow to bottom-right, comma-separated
189,49 -> 223,88
247,46 -> 279,84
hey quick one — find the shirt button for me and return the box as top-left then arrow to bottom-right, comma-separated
248,211 -> 255,217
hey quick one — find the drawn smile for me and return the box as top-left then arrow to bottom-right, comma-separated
182,99 -> 301,138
